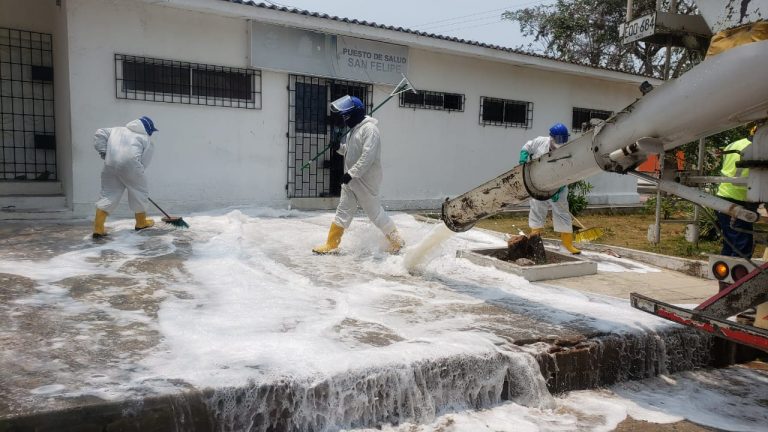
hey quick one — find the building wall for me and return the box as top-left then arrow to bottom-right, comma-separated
65,0 -> 287,215
0,0 -> 56,34
63,0 -> 640,215
374,48 -> 639,208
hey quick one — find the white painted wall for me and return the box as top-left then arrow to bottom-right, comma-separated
65,0 -> 287,215
59,0 -> 640,215
373,48 -> 639,208
0,0 -> 56,33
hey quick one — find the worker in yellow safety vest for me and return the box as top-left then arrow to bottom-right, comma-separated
715,133 -> 758,258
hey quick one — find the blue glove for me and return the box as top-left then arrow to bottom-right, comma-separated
551,186 -> 565,202
519,150 -> 530,165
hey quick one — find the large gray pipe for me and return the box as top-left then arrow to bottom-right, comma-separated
442,40 -> 768,232
526,39 -> 768,196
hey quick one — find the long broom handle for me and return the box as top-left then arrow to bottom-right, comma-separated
147,197 -> 172,219
300,94 -> 396,172
570,213 -> 587,230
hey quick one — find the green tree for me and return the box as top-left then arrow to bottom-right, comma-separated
503,0 -> 702,78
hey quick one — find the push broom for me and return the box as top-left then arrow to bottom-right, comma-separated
571,213 -> 603,242
148,197 -> 190,229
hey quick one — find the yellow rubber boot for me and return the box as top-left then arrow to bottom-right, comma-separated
93,209 -> 109,239
134,212 -> 155,231
529,228 -> 542,236
561,232 -> 582,254
313,223 -> 344,254
385,229 -> 405,254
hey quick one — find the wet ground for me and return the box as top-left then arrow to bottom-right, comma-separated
0,210 -> 764,431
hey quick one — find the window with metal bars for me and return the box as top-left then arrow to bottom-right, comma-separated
0,27 -> 56,181
115,54 -> 261,109
399,89 -> 464,112
572,107 -> 612,132
479,96 -> 533,128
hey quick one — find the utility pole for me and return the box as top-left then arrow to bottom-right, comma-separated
651,0 -> 678,245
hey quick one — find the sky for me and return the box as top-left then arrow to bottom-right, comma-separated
260,0 -> 554,49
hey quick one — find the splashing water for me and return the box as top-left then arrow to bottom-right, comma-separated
402,223 -> 455,272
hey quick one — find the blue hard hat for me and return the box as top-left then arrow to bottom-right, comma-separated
139,116 -> 158,136
330,96 -> 365,118
549,123 -> 569,144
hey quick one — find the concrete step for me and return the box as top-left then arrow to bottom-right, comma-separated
0,194 -> 67,211
0,208 -> 75,220
0,181 -> 62,195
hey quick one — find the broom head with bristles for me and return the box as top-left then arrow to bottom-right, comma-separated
574,227 -> 604,243
162,216 -> 190,229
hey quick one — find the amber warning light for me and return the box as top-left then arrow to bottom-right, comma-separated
712,261 -> 729,280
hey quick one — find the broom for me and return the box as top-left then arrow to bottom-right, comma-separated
148,197 -> 190,229
571,213 -> 603,242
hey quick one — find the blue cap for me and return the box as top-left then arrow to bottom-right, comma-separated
139,116 -> 158,136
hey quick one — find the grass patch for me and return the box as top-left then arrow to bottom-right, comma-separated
473,212 -> 766,260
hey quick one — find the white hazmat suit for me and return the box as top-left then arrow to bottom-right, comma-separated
521,136 -> 573,233
94,119 -> 155,214
334,116 -> 396,235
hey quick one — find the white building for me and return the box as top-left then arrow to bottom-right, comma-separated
1,0 -> 657,217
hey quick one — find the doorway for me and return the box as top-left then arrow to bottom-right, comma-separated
287,75 -> 371,198
0,27 -> 56,181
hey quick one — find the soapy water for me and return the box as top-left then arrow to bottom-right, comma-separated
2,211 -> 685,379
0,209 -> 740,430
403,223 -> 454,271
346,365 -> 768,432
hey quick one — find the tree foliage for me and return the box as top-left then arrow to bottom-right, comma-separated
503,0 -> 702,78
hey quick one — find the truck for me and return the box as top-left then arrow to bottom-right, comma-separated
440,1 -> 768,352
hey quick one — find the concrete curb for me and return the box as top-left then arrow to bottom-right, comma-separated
0,329 -> 752,431
410,215 -> 710,279
542,239 -> 711,279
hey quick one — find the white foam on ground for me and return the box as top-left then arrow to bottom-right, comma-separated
579,250 -> 662,273
0,209 -> 716,413
346,365 -> 768,432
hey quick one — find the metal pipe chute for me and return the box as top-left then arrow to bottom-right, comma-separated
526,39 -> 768,194
441,40 -> 768,232
628,171 -> 759,223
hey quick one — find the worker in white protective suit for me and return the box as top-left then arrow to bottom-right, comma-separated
92,116 -> 158,239
313,96 -> 405,254
519,123 -> 581,254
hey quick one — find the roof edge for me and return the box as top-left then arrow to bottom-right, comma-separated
145,0 -> 662,85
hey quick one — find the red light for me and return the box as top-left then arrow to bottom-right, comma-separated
731,264 -> 749,282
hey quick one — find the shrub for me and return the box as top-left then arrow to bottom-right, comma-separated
568,180 -> 593,217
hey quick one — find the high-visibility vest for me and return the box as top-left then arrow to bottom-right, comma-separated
716,138 -> 752,202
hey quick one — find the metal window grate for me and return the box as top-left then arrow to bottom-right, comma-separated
115,54 -> 261,109
399,89 -> 465,112
479,96 -> 533,129
287,75 -> 372,198
572,107 -> 612,132
0,27 -> 56,181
